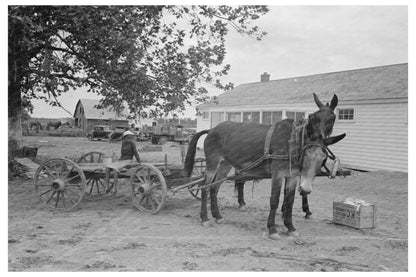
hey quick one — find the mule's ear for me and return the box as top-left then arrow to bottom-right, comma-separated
329,94 -> 338,110
323,133 -> 346,146
313,93 -> 324,109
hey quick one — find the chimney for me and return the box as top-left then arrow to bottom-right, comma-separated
261,72 -> 270,82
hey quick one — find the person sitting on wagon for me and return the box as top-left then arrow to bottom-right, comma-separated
106,130 -> 141,194
120,130 -> 141,164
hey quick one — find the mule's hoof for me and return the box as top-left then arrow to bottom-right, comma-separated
216,218 -> 224,224
305,214 -> 313,219
238,204 -> 247,211
201,219 -> 214,227
262,230 -> 280,240
269,232 -> 281,240
287,230 -> 299,237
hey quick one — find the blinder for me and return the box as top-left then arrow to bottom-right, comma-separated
298,143 -> 336,174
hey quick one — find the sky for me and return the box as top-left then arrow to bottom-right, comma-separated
29,5 -> 408,119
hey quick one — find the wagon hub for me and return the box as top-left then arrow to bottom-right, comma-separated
51,179 -> 65,191
138,182 -> 151,195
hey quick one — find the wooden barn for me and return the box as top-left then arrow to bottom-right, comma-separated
73,99 -> 129,133
196,63 -> 408,173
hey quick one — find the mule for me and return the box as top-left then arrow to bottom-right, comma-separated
234,93 -> 339,218
184,95 -> 344,239
46,121 -> 62,131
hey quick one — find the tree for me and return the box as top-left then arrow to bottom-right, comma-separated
8,5 -> 269,156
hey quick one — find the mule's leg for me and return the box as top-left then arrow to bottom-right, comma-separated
210,162 -> 232,224
301,192 -> 313,219
235,180 -> 247,210
266,177 -> 284,240
282,176 -> 299,236
201,170 -> 216,225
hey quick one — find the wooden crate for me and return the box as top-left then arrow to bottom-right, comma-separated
333,202 -> 376,229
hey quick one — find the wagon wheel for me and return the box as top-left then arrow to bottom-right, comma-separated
131,164 -> 167,214
34,158 -> 86,211
189,158 -> 206,199
77,151 -> 110,195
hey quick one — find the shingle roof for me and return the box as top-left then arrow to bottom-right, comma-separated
199,63 -> 407,108
75,99 -> 127,120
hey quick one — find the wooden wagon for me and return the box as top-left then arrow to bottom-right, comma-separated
33,151 -> 206,214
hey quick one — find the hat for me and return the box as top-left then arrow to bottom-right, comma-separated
122,130 -> 134,137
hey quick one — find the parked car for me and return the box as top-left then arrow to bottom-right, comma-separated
108,126 -> 131,142
87,125 -> 112,141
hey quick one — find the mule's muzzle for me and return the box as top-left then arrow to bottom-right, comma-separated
298,186 -> 312,195
298,186 -> 312,196
299,187 -> 312,196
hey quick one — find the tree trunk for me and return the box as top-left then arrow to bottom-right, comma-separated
8,113 -> 23,162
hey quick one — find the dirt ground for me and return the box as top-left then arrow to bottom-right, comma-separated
8,136 -> 408,271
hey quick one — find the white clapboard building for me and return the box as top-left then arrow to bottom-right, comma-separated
196,63 -> 408,172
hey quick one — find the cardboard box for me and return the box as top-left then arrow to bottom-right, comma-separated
333,202 -> 376,229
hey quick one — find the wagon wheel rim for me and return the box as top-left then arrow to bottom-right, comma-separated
189,158 -> 206,200
77,152 -> 109,195
34,158 -> 86,211
77,151 -> 105,164
131,164 -> 167,214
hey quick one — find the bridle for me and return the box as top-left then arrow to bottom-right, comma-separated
298,141 -> 339,179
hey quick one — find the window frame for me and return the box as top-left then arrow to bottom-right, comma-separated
243,111 -> 260,123
337,108 -> 355,121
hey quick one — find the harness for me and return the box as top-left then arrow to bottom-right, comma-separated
235,120 -> 338,178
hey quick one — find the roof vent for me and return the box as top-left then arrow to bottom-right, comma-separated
261,72 -> 270,82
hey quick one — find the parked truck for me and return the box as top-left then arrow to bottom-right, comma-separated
150,125 -> 191,145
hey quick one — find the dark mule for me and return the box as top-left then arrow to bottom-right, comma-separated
184,95 -> 344,239
46,121 -> 62,131
234,93 -> 339,218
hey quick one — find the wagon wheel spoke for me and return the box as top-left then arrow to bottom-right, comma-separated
97,179 -> 105,194
150,182 -> 162,190
65,173 -> 81,183
66,187 -> 82,199
63,191 -> 76,205
150,193 -> 161,207
148,196 -> 155,210
55,191 -> 60,208
39,189 -> 52,197
46,191 -> 57,204
43,166 -> 58,179
144,196 -> 150,209
63,166 -> 75,180
136,174 -> 146,184
88,179 -> 96,194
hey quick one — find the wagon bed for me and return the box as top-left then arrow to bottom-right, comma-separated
33,151 -> 205,214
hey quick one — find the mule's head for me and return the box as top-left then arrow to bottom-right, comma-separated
298,133 -> 346,195
306,93 -> 338,140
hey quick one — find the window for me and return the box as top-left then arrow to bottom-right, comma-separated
338,108 -> 354,120
243,112 -> 260,123
226,112 -> 241,122
202,111 -> 209,120
286,111 -> 305,123
211,112 -> 225,128
262,111 -> 282,124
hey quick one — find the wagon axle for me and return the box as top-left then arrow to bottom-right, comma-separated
51,179 -> 65,191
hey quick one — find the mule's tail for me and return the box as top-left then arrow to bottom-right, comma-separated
184,129 -> 210,177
